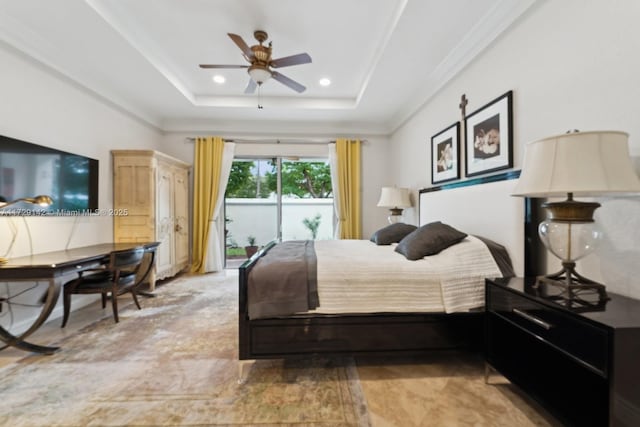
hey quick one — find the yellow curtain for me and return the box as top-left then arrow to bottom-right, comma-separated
191,136 -> 225,273
335,138 -> 362,239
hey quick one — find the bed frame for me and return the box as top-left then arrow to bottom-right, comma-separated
238,171 -> 545,360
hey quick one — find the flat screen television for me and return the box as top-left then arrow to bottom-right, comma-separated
0,134 -> 98,214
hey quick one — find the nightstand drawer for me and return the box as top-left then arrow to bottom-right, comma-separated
487,285 -> 609,375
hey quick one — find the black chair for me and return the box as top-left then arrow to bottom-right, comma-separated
61,247 -> 146,327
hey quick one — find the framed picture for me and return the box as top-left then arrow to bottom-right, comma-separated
465,90 -> 513,177
431,122 -> 460,184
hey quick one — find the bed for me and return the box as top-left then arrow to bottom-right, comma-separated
238,171 -> 545,360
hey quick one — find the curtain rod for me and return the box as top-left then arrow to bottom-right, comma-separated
184,137 -> 367,145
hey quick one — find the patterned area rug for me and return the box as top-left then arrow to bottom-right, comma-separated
0,273 -> 370,426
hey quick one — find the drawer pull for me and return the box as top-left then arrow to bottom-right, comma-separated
512,308 -> 554,330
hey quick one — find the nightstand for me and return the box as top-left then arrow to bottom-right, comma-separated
485,277 -> 640,427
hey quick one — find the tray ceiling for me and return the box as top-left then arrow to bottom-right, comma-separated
0,0 -> 537,134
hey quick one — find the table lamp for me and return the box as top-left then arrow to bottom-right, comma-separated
0,195 -> 53,209
512,130 -> 640,302
0,195 -> 53,263
377,187 -> 411,224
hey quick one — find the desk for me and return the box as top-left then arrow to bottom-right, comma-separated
0,242 -> 159,355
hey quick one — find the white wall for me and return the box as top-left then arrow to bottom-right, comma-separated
159,134 -> 391,238
0,43 -> 162,329
389,0 -> 640,299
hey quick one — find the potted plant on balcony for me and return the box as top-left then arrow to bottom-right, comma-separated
303,213 -> 322,240
245,235 -> 259,258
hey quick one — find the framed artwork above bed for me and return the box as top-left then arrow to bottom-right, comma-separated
465,91 -> 513,177
431,122 -> 460,184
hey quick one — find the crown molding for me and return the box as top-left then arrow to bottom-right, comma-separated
161,118 -> 390,137
0,11 -> 162,131
387,0 -> 539,133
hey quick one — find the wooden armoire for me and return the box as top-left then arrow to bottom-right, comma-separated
112,150 -> 190,288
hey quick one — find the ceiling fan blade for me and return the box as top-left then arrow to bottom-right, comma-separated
244,78 -> 257,94
272,71 -> 306,93
228,33 -> 254,60
199,64 -> 248,69
270,53 -> 312,68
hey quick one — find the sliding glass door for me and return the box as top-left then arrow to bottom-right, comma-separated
280,158 -> 334,241
224,157 -> 333,267
224,159 -> 276,267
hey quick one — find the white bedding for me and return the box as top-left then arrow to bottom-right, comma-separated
311,236 -> 502,314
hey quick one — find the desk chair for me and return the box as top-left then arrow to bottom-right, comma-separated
61,247 -> 146,327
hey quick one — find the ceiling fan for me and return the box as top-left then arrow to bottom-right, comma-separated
199,30 -> 312,93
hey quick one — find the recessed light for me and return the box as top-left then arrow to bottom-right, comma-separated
212,75 -> 226,84
319,78 -> 331,87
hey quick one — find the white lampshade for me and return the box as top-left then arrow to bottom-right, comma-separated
248,65 -> 272,84
512,130 -> 640,303
512,130 -> 640,197
377,187 -> 411,208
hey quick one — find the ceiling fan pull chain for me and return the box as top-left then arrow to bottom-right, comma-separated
258,84 -> 263,110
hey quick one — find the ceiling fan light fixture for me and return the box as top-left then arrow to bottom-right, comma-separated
248,64 -> 272,84
200,31 -> 310,93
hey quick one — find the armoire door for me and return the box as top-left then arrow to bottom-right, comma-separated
113,156 -> 155,243
155,163 -> 174,279
173,167 -> 189,269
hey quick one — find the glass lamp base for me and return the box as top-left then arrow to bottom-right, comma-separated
387,214 -> 402,224
536,261 -> 610,304
537,203 -> 607,304
387,208 -> 404,224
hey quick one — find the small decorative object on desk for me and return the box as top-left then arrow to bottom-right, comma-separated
0,194 -> 53,210
0,194 -> 53,262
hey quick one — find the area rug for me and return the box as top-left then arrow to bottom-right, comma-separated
0,273 -> 370,427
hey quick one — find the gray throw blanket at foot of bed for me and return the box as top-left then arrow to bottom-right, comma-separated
247,240 -> 318,319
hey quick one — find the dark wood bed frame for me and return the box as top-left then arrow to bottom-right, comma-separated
238,171 -> 545,360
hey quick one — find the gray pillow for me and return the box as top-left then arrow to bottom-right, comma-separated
370,223 -> 417,245
395,221 -> 467,260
